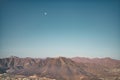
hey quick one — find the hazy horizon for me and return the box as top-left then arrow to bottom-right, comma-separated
0,0 -> 120,59
1,55 -> 120,60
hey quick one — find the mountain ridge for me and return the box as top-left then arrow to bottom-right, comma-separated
0,56 -> 120,80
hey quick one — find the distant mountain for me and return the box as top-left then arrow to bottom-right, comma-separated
0,56 -> 120,80
72,57 -> 120,78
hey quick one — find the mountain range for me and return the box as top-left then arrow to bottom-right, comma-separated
0,56 -> 120,80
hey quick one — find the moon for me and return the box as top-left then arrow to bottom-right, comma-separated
44,12 -> 47,16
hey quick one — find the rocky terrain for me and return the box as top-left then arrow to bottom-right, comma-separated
72,57 -> 120,80
0,56 -> 120,80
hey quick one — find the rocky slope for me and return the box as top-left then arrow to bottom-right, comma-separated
72,57 -> 120,79
0,56 -> 120,80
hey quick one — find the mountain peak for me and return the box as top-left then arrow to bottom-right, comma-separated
0,56 -> 120,80
9,56 -> 19,58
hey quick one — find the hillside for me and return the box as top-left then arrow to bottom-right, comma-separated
0,56 -> 120,80
72,57 -> 120,79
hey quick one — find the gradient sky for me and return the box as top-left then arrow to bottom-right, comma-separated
0,0 -> 120,59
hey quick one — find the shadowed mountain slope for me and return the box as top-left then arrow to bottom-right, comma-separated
0,56 -> 120,80
0,56 -> 99,80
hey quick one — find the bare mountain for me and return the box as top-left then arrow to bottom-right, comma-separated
0,56 -> 120,80
72,57 -> 120,79
0,56 -> 99,80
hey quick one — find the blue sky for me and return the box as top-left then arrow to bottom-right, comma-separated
0,0 -> 120,59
